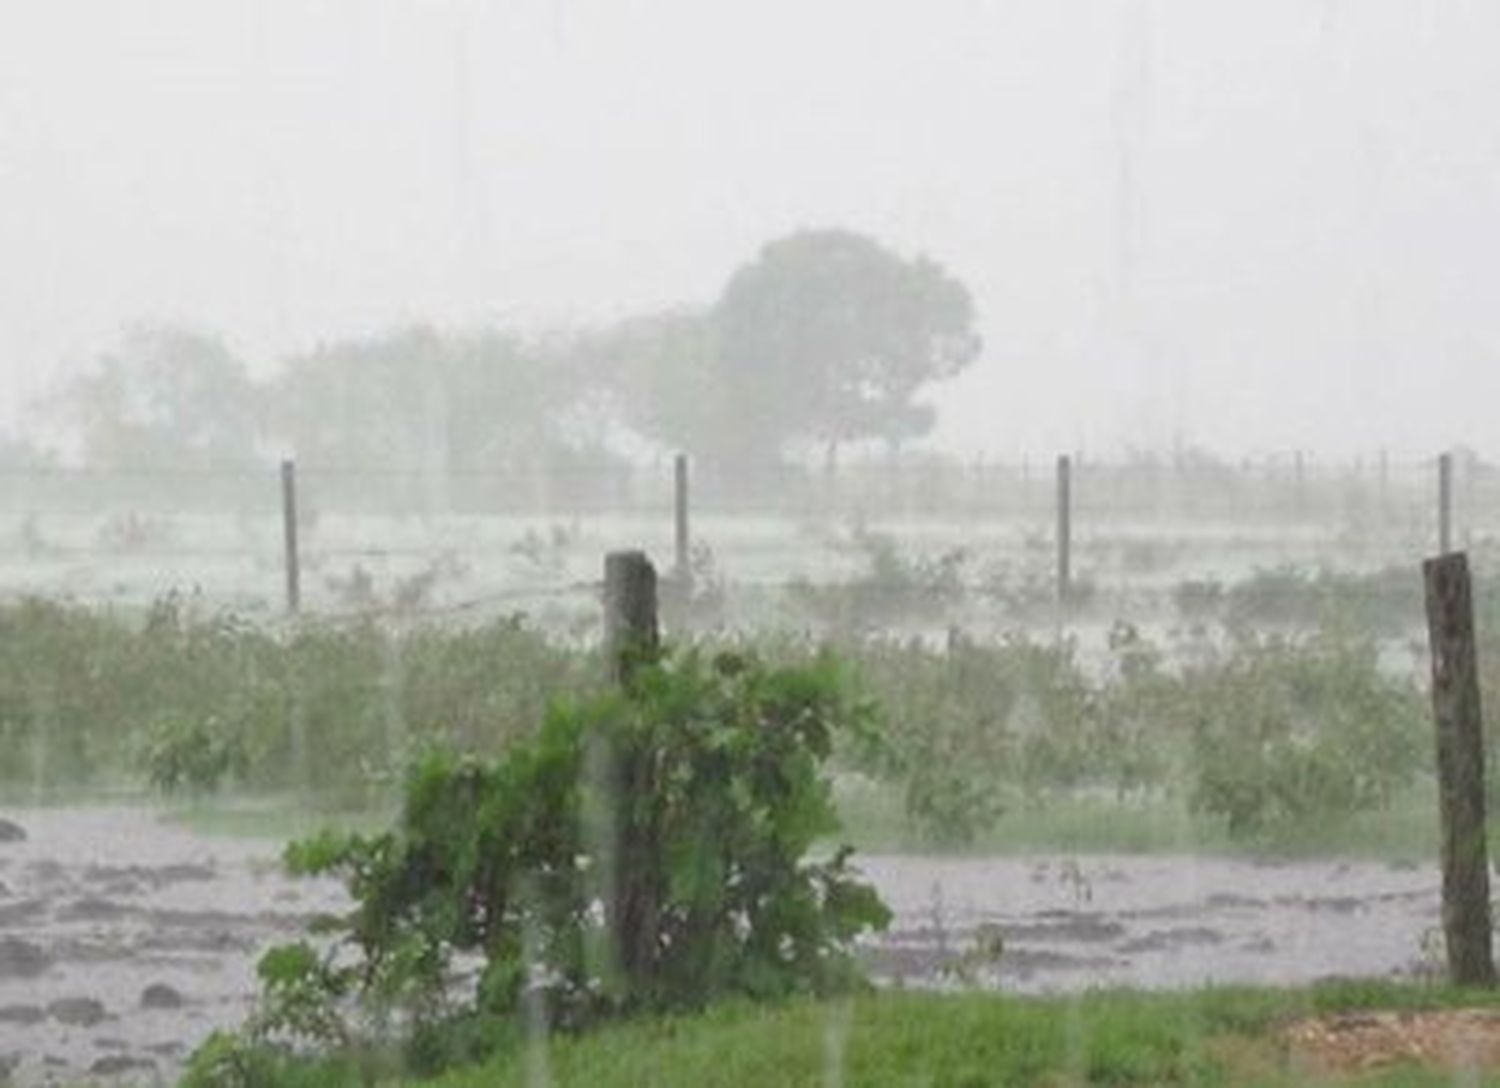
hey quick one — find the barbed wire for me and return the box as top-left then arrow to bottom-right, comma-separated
0,453 -> 1477,481
278,579 -> 603,629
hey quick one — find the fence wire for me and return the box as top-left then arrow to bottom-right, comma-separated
0,455 -> 1486,623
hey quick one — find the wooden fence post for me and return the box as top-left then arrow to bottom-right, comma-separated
604,551 -> 659,687
1056,454 -> 1072,607
1440,451 -> 1454,555
674,454 -> 692,599
281,459 -> 301,615
1423,551 -> 1496,987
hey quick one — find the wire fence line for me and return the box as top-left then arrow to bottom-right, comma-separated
0,451 -> 1485,519
0,453 -> 1487,622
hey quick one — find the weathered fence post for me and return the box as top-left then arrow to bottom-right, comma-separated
1439,451 -> 1454,555
604,551 -> 659,686
673,454 -> 692,599
1056,454 -> 1072,607
1423,551 -> 1496,987
597,551 -> 660,987
280,459 -> 301,615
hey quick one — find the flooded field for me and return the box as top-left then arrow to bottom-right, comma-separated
0,805 -> 1443,1085
0,806 -> 347,1087
858,853 -> 1439,993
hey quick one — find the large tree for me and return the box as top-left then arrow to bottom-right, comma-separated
709,228 -> 980,464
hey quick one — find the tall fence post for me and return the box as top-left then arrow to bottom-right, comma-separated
673,454 -> 692,599
280,459 -> 301,615
1423,551 -> 1496,987
604,551 -> 659,687
1056,454 -> 1072,607
1440,451 -> 1454,555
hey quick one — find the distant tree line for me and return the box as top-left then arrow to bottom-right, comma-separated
15,229 -> 979,501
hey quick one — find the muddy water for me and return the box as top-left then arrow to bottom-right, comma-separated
857,854 -> 1441,992
0,807 -> 1445,1085
0,806 -> 348,1086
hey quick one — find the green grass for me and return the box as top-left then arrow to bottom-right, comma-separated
833,776 -> 1450,861
160,778 -> 1451,862
400,982 -> 1500,1087
187,980 -> 1500,1086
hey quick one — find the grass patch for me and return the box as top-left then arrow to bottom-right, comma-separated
162,779 -> 1449,861
405,981 -> 1500,1087
833,777 -> 1447,861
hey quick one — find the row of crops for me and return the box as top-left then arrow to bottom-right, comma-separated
5,552 -> 1491,847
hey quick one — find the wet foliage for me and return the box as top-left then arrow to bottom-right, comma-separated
825,618 -> 1427,846
192,648 -> 888,1080
0,595 -> 592,799
0,590 -> 1435,847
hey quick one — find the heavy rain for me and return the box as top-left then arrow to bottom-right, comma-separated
1,1 -> 1500,1084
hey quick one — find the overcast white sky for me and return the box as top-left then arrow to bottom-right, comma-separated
1,0 -> 1497,459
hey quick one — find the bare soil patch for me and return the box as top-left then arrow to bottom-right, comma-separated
1286,1008 -> 1500,1079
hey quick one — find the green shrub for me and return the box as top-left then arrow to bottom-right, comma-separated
838,632 -> 1100,844
237,647 -> 889,1073
1207,565 -> 1423,634
138,712 -> 249,795
1184,630 -> 1425,837
1093,622 -> 1182,799
0,597 -> 588,797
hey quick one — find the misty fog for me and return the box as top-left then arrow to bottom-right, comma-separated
2,0 -> 1497,457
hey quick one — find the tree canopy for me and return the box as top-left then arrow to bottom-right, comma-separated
31,229 -> 979,490
708,228 -> 980,463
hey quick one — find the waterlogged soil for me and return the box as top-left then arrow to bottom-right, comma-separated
0,805 -> 348,1087
0,806 -> 1450,1085
855,853 -> 1442,993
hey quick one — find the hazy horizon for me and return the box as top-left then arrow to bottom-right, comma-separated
3,0 -> 1497,461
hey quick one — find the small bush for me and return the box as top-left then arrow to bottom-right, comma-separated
1184,630 -> 1425,837
138,712 -> 248,795
238,647 -> 889,1073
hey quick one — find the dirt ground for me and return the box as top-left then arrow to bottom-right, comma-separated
0,804 -> 349,1086
1286,1009 -> 1500,1081
855,852 -> 1441,992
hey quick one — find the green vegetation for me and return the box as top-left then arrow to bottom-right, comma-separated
1173,565 -> 1424,634
0,591 -> 1438,850
183,981 -> 1500,1087
187,648 -> 889,1082
0,595 -> 594,802
834,621 -> 1426,847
